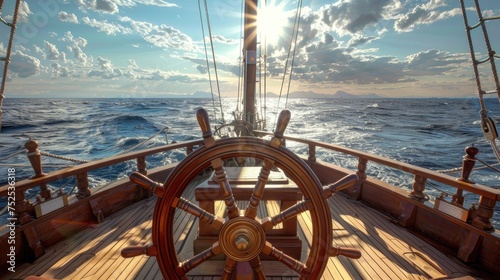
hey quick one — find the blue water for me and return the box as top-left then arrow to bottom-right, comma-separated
0,97 -> 499,226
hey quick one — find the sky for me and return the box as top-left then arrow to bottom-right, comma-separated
0,0 -> 499,98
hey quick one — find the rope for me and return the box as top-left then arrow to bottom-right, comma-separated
459,0 -> 500,162
198,0 -> 217,123
0,204 -> 8,216
198,0 -> 225,124
272,0 -> 303,129
39,151 -> 90,163
118,126 -> 168,155
0,0 -> 21,132
0,148 -> 25,161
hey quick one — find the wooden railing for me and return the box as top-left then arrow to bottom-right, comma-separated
254,130 -> 500,231
0,139 -> 203,225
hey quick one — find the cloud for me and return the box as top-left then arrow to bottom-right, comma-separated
59,11 -> 79,24
347,34 -> 378,47
120,17 -> 198,51
87,56 -> 123,79
9,51 -> 41,78
211,35 -> 238,45
321,0 -> 400,36
50,62 -> 71,78
394,0 -> 459,32
135,0 -> 179,8
76,0 -> 178,13
62,31 -> 88,48
82,16 -> 133,35
44,41 -> 62,60
405,49 -> 468,76
76,0 -> 119,14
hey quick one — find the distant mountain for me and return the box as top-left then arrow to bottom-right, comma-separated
287,90 -> 381,98
148,91 -> 217,98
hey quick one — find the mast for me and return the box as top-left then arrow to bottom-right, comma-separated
243,0 -> 258,127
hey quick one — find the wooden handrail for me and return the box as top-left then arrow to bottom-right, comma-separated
254,130 -> 500,202
0,139 -> 203,196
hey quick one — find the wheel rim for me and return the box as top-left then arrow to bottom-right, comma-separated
152,137 -> 332,279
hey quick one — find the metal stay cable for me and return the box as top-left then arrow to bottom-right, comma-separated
200,0 -> 225,124
198,0 -> 218,123
272,0 -> 303,129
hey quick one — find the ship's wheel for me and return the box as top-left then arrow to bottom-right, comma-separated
122,108 -> 360,279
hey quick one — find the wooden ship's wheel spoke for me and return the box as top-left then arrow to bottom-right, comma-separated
262,241 -> 308,276
122,108 -> 361,279
245,159 -> 275,219
176,242 -> 222,277
174,196 -> 224,231
210,158 -> 240,219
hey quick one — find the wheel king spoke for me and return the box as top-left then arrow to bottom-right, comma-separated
173,196 -> 224,231
211,158 -> 239,219
245,159 -> 275,219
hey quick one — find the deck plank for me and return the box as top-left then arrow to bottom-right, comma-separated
3,182 -> 478,280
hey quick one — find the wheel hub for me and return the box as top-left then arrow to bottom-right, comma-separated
219,216 -> 266,262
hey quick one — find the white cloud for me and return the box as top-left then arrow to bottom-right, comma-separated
44,41 -> 61,60
134,0 -> 179,8
394,0 -> 458,32
62,31 -> 88,48
321,0 -> 400,36
9,51 -> 41,78
87,56 -> 122,79
77,0 -> 119,14
76,0 -> 178,13
120,17 -> 198,51
82,16 -> 133,35
59,11 -> 79,24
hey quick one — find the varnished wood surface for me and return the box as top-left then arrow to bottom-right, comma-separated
3,182 -> 481,280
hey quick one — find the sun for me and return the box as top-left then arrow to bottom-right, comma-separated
258,2 -> 289,45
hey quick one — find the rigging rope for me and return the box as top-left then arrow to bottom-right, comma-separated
39,151 -> 90,163
271,0 -> 303,129
0,0 -> 21,132
118,126 -> 169,155
459,0 -> 500,162
198,0 -> 225,125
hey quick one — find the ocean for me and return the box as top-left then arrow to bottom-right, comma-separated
0,97 -> 499,226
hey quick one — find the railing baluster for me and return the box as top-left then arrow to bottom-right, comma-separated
76,172 -> 91,198
137,156 -> 147,175
14,189 -> 31,225
410,175 -> 426,200
472,196 -> 495,231
353,158 -> 367,200
308,144 -> 316,162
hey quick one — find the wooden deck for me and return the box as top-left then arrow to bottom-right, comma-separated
4,182 -> 480,280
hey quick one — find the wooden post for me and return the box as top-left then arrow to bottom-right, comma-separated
14,189 -> 32,225
308,144 -> 316,162
25,139 -> 51,199
472,196 -> 495,231
410,175 -> 426,200
136,156 -> 152,197
353,158 -> 367,200
186,144 -> 193,155
25,139 -> 46,179
453,146 -> 479,206
457,146 -> 478,184
76,172 -> 91,198
137,156 -> 147,175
